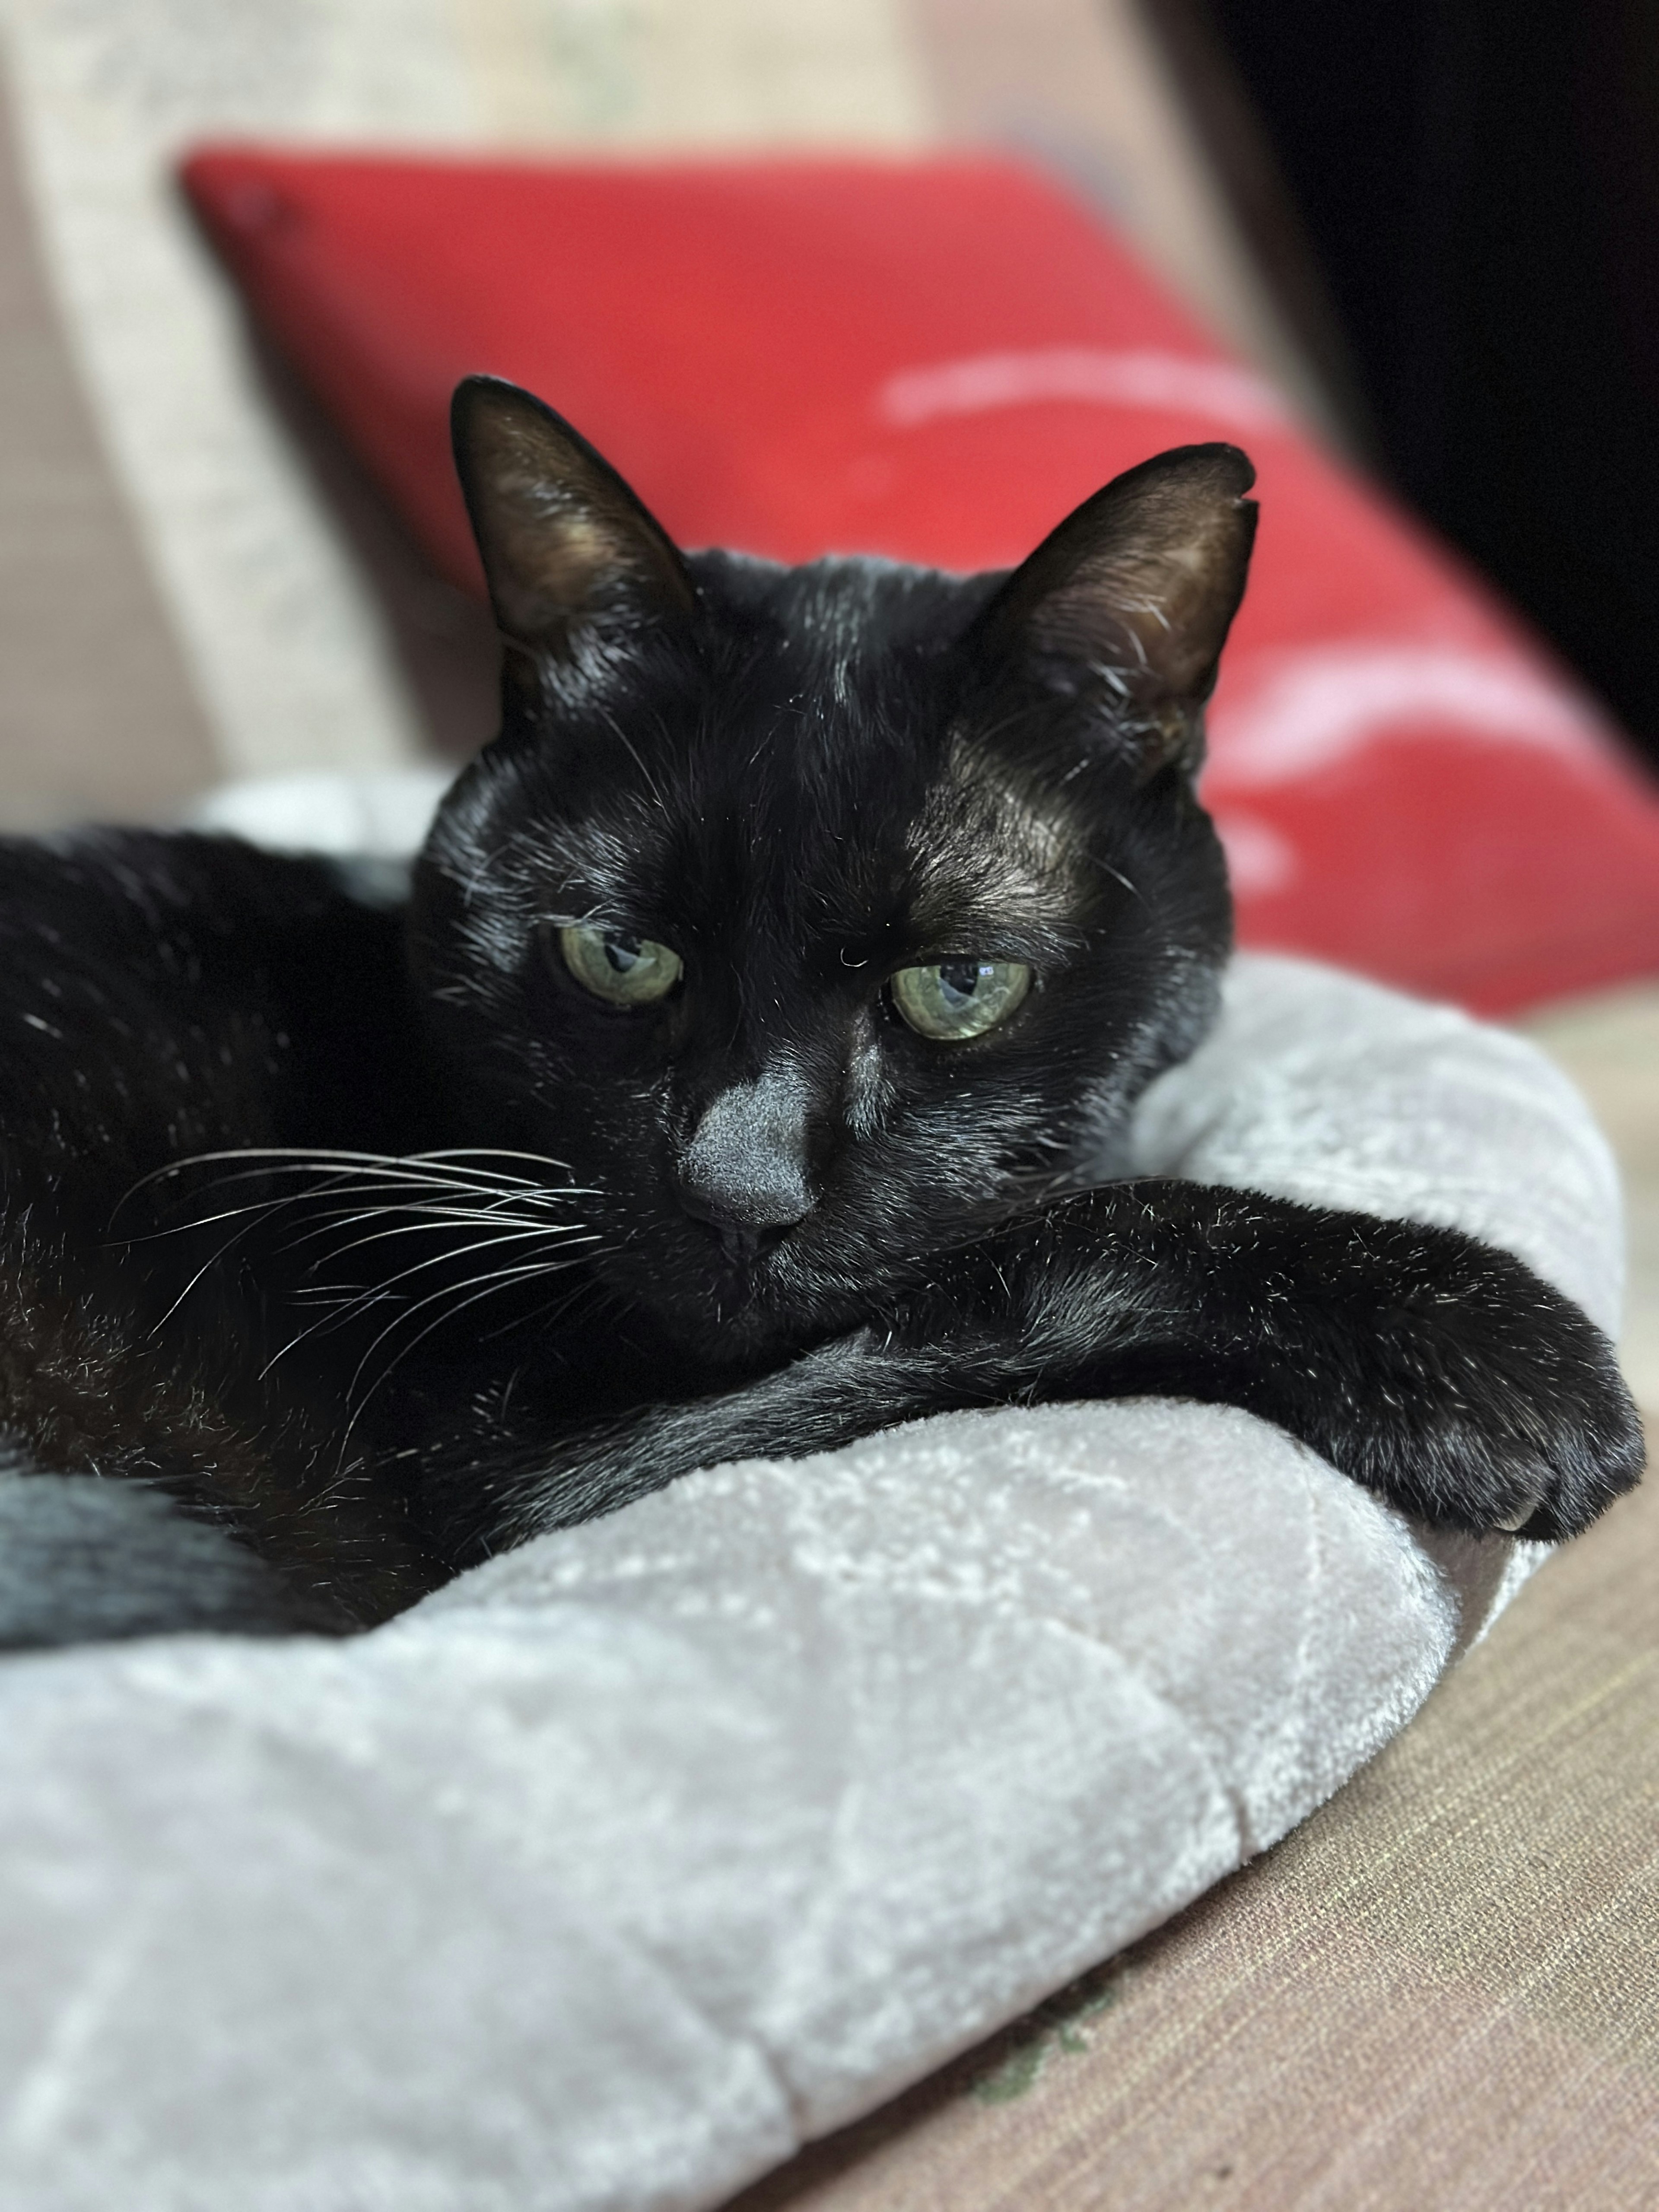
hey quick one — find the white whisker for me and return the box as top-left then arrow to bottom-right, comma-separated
334,1253 -> 594,1459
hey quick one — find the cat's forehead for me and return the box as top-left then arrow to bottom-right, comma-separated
695,548 -> 988,700
534,728 -> 1084,961
448,548 -> 1097,948
704,554 -> 1085,848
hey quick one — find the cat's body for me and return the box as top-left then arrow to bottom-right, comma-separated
0,381 -> 1641,1644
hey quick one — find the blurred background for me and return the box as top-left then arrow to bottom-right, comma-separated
10,0 -> 1656,820
0,0 -> 1303,821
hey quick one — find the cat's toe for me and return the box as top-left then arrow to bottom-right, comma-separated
1340,1267 -> 1646,1539
1443,1335 -> 1643,1540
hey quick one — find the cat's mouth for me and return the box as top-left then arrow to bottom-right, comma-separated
680,1224 -> 795,1328
704,1222 -> 790,1273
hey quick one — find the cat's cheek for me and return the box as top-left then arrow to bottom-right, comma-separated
524,961 -> 690,1089
842,1017 -> 898,1142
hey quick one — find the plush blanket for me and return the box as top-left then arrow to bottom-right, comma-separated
0,844 -> 1625,2211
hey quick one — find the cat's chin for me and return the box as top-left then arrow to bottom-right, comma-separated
654,1276 -> 823,1367
662,1303 -> 810,1370
600,1243 -> 857,1370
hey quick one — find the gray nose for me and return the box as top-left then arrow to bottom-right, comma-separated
678,1063 -> 815,1235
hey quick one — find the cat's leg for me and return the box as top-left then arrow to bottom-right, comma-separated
901,1181 -> 1645,1540
431,1181 -> 1641,1557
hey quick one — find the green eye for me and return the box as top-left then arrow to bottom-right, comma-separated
890,959 -> 1032,1041
558,923 -> 683,1006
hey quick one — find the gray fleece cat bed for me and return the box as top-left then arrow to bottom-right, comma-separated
0,776 -> 1626,2212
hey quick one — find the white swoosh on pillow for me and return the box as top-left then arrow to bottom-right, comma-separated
1211,810 -> 1301,895
876,348 -> 1292,433
1208,646 -> 1610,788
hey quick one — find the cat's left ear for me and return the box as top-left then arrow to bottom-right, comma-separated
973,443 -> 1257,778
451,376 -> 696,661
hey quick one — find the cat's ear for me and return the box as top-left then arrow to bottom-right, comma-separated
451,376 -> 696,660
973,443 -> 1257,776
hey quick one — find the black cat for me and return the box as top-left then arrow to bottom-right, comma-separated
0,377 -> 1640,1645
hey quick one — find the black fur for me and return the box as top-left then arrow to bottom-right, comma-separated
0,378 -> 1640,1642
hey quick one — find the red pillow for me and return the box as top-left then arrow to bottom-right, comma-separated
183,146 -> 1659,1014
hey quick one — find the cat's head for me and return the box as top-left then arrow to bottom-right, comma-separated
410,376 -> 1255,1362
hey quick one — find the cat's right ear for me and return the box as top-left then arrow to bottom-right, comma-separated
451,377 -> 696,664
971,443 -> 1257,777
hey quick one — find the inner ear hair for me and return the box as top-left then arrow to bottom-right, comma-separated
977,444 -> 1258,768
450,376 -> 696,658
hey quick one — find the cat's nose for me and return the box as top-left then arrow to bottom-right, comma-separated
678,1065 -> 816,1240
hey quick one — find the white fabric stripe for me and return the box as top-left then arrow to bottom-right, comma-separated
1208,643 -> 1612,787
878,346 -> 1292,434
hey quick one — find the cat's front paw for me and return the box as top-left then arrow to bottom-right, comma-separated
1332,1259 -> 1644,1540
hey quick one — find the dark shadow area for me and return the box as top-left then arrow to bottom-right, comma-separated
1152,0 -> 1659,769
719,1946 -> 1145,2209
